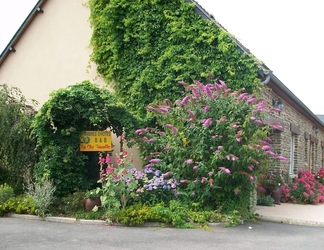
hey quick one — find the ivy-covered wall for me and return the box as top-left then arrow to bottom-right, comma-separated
89,0 -> 261,122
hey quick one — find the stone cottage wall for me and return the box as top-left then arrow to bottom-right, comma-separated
262,87 -> 324,177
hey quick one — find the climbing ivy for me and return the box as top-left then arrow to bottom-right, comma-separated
89,0 -> 260,122
32,81 -> 139,196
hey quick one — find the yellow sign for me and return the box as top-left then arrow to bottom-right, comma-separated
80,131 -> 112,152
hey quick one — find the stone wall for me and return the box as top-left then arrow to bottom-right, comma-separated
262,86 -> 324,176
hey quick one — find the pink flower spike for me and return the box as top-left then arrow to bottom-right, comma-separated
266,151 -> 276,157
234,189 -> 240,195
146,138 -> 155,143
187,110 -> 195,117
249,116 -> 256,121
164,146 -> 170,151
135,129 -> 143,134
193,165 -> 198,170
203,118 -> 212,127
159,107 -> 169,113
146,106 -> 155,111
208,171 -> 213,176
165,124 -> 173,129
219,167 -> 231,174
181,96 -> 190,106
204,106 -> 210,113
149,159 -> 160,163
201,177 -> 207,183
262,145 -> 271,151
218,146 -> 223,150
255,119 -> 263,125
232,156 -> 238,161
186,159 -> 193,164
276,156 -> 287,161
172,127 -> 178,134
249,176 -> 254,182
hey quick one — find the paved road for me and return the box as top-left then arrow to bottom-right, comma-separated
1,218 -> 323,250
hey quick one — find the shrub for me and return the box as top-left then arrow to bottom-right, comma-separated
0,195 -> 36,215
0,85 -> 39,192
52,191 -> 86,216
257,195 -> 274,206
26,178 -> 56,217
0,183 -> 14,204
135,80 -> 285,213
117,203 -> 150,226
281,169 -> 324,204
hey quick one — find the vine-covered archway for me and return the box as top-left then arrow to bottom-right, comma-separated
32,81 -> 139,196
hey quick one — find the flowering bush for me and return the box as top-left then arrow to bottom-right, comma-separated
281,169 -> 324,204
98,143 -> 180,211
316,167 -> 324,185
135,80 -> 286,212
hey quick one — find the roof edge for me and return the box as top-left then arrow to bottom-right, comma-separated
0,0 -> 47,67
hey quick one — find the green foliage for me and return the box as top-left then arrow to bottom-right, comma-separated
0,195 -> 36,216
136,80 -> 282,213
257,195 -> 274,206
116,201 -> 230,228
117,203 -> 150,226
89,0 -> 260,123
25,178 -> 56,217
32,81 -> 139,196
75,208 -> 107,220
0,183 -> 15,204
85,188 -> 101,199
0,84 -> 39,192
51,191 -> 86,216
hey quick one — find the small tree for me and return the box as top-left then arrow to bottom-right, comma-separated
0,84 -> 39,192
135,80 -> 286,214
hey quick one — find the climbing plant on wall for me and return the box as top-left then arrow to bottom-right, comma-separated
32,81 -> 139,196
88,0 -> 261,123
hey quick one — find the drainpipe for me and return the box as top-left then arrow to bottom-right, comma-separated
309,139 -> 312,172
259,70 -> 271,85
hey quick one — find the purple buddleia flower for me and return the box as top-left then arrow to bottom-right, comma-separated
181,96 -> 190,106
204,106 -> 210,113
149,159 -> 160,163
202,118 -> 212,127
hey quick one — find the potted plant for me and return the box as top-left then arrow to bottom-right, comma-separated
85,188 -> 102,212
260,173 -> 283,205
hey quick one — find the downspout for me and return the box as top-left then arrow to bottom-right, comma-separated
309,139 -> 312,172
259,70 -> 271,85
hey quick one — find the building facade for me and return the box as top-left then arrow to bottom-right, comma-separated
1,0 -> 323,176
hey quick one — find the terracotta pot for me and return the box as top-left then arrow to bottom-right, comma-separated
271,187 -> 282,205
85,197 -> 101,212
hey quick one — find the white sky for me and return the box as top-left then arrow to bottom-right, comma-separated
0,0 -> 323,114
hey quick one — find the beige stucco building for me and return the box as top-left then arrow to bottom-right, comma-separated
0,0 -> 141,164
